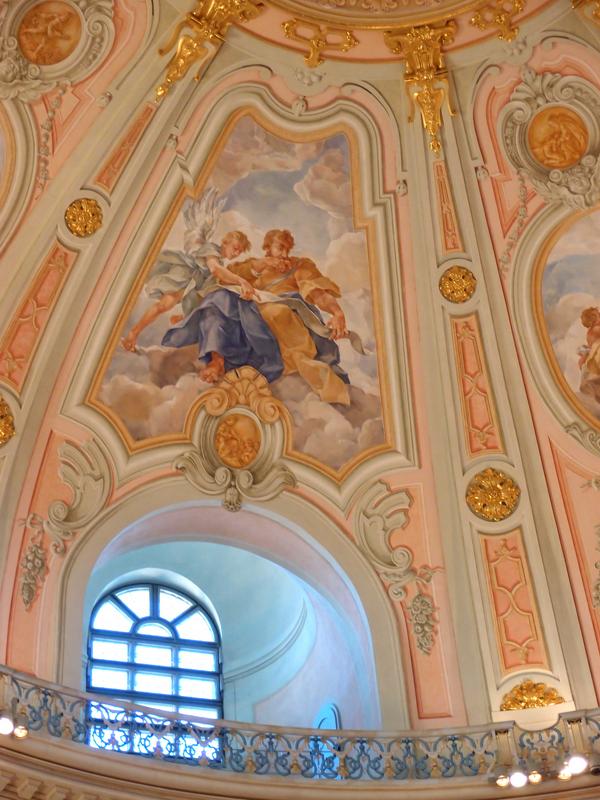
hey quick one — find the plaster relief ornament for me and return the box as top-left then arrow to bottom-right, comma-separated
19,439 -> 112,608
176,367 -> 295,512
0,393 -> 15,446
64,197 -> 102,236
214,413 -> 261,468
355,480 -> 442,654
501,69 -> 600,209
0,0 -> 114,102
500,679 -> 565,711
439,265 -> 476,303
527,107 -> 589,171
17,1 -> 82,65
465,467 -> 520,521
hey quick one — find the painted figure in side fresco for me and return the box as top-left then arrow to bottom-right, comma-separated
100,117 -> 384,469
161,227 -> 360,405
578,306 -> 600,404
122,190 -> 255,352
541,208 -> 600,424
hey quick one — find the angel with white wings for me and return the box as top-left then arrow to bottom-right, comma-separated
122,188 -> 254,352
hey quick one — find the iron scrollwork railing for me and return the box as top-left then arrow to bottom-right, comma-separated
1,666 -> 600,782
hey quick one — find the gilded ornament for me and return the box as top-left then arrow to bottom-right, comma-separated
214,413 -> 261,468
282,20 -> 358,68
465,467 -> 520,521
527,106 -> 589,170
470,0 -> 524,41
439,265 -> 476,303
0,393 -> 15,446
384,22 -> 456,155
500,679 -> 565,711
64,198 -> 103,237
17,1 -> 82,66
156,0 -> 264,100
573,0 -> 600,23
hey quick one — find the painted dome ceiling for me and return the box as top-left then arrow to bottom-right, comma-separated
1,3 -> 600,797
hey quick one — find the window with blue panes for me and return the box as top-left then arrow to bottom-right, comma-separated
87,583 -> 222,720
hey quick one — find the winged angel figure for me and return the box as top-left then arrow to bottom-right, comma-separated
122,188 -> 253,352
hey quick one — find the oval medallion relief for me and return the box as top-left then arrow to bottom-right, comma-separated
527,106 -> 589,170
214,414 -> 262,469
18,1 -> 82,66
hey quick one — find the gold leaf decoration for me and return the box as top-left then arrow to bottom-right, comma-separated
64,198 -> 103,237
470,0 -> 524,41
156,0 -> 264,100
465,467 -> 520,521
0,393 -> 15,446
500,679 -> 565,711
439,265 -> 477,303
282,20 -> 358,67
384,22 -> 456,155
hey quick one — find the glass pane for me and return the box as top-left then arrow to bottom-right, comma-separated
90,666 -> 129,690
159,589 -> 192,621
179,706 -> 219,720
136,621 -> 172,638
178,650 -> 217,672
176,611 -> 215,642
178,676 -> 217,700
139,701 -> 176,713
116,587 -> 150,619
91,640 -> 129,662
134,672 -> 173,695
135,644 -> 172,667
92,601 -> 134,633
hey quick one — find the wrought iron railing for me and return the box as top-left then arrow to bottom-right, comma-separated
1,665 -> 600,782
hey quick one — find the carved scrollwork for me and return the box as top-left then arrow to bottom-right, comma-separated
19,439 -> 112,607
355,481 -> 441,654
501,68 -> 600,208
177,367 -> 295,512
0,0 -> 115,102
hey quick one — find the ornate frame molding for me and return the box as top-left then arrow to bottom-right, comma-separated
0,0 -> 115,101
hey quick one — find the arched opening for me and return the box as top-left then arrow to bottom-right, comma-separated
52,495 -> 404,728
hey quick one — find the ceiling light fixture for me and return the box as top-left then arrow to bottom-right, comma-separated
566,754 -> 588,775
528,769 -> 543,784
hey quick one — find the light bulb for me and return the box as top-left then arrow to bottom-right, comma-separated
495,773 -> 510,787
567,754 -> 588,775
0,716 -> 14,736
558,765 -> 572,781
509,770 -> 528,788
13,724 -> 28,739
528,770 -> 542,784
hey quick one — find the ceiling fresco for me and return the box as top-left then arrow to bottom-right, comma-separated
92,113 -> 385,471
539,209 -> 600,428
3,0 -> 600,779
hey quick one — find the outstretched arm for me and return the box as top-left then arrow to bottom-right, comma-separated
122,289 -> 184,351
206,256 -> 255,300
309,289 -> 348,340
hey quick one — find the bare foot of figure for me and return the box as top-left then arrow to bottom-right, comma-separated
199,352 -> 225,383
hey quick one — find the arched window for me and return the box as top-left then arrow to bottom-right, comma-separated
87,583 -> 222,719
